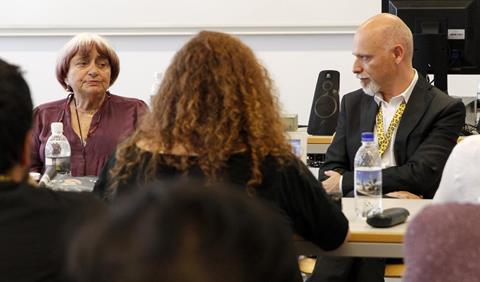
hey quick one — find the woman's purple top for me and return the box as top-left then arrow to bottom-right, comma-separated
31,93 -> 148,176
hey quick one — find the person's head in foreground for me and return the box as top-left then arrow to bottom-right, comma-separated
69,181 -> 301,282
0,58 -> 32,181
404,202 -> 480,281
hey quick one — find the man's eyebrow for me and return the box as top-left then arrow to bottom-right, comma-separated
352,52 -> 371,57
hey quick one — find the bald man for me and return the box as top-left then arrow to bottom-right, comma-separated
321,13 -> 465,199
312,14 -> 465,282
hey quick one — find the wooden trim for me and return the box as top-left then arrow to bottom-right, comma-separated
306,135 -> 463,145
349,232 -> 404,243
384,264 -> 405,277
307,135 -> 334,144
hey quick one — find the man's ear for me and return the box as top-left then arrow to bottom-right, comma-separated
392,44 -> 405,64
20,129 -> 33,168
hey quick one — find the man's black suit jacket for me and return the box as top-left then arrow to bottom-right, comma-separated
320,77 -> 466,199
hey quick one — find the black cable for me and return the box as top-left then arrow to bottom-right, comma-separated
461,123 -> 479,136
72,97 -> 87,174
72,97 -> 86,146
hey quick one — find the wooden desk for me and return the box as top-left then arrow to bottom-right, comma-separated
295,198 -> 432,258
306,135 -> 464,154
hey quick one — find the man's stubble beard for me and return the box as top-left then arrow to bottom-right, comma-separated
361,79 -> 380,96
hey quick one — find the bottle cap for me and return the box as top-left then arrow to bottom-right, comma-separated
51,122 -> 63,134
361,132 -> 374,142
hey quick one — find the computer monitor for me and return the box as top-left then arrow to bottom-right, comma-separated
383,0 -> 480,92
286,131 -> 308,164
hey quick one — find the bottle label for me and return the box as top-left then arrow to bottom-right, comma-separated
354,167 -> 382,218
355,167 -> 382,196
50,142 -> 62,155
45,156 -> 71,175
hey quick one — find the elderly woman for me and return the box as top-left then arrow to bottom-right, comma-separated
94,31 -> 348,252
31,33 -> 148,176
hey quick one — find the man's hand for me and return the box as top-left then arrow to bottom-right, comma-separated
385,191 -> 422,199
322,170 -> 341,193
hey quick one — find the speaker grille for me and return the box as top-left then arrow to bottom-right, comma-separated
307,70 -> 340,136
314,95 -> 338,119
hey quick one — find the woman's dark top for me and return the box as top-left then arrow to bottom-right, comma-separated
94,151 -> 349,251
0,181 -> 102,281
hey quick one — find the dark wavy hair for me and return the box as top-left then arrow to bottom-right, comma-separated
108,30 -> 293,196
68,182 -> 301,282
0,59 -> 32,174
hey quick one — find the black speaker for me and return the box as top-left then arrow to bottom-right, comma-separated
307,70 -> 340,135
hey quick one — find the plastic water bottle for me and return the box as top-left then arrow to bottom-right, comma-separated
354,132 -> 382,218
45,122 -> 71,176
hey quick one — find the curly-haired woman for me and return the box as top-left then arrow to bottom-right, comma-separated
93,31 -> 348,251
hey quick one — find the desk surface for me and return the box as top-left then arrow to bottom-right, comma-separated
295,198 -> 432,258
343,198 -> 431,243
306,135 -> 464,147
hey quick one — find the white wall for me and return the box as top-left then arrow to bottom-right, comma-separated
0,0 -> 478,125
0,34 -> 361,125
0,0 -> 378,32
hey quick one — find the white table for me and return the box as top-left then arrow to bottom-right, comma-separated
295,198 -> 432,258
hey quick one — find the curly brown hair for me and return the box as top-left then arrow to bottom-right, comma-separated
108,30 -> 294,196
